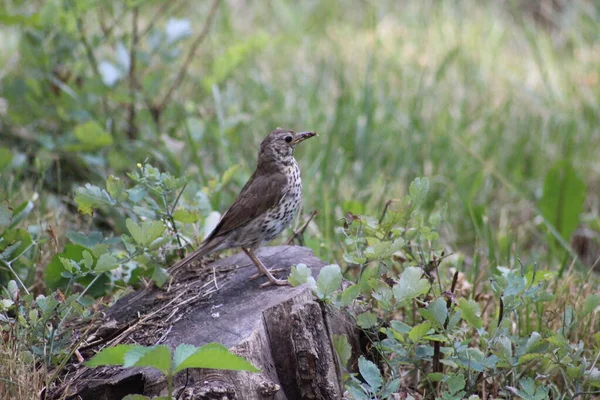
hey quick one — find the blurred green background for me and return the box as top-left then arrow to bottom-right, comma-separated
1,0 -> 599,282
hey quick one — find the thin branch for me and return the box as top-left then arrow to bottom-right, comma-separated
139,0 -> 183,40
0,259 -> 30,295
157,0 -> 220,112
287,210 -> 318,245
126,7 -> 139,139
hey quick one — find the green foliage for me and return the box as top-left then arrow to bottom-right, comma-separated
86,342 -> 259,399
539,160 -> 586,241
1,0 -> 599,397
333,178 -> 599,399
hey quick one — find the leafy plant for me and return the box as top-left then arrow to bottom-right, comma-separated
85,342 -> 259,399
296,177 -> 600,399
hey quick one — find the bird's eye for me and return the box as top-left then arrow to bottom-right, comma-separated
285,136 -> 293,143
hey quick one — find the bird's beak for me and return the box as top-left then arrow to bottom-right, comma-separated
292,131 -> 317,145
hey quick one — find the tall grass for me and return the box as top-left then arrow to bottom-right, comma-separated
176,1 -> 599,270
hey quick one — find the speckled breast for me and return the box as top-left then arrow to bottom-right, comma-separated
258,160 -> 303,244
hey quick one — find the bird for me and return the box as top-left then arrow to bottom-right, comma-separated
170,128 -> 317,287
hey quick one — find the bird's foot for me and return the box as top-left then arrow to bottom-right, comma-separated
249,268 -> 287,281
259,276 -> 290,288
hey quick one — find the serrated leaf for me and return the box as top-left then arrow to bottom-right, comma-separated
446,374 -> 466,395
539,160 -> 586,241
124,345 -> 171,375
333,334 -> 351,368
75,184 -> 115,215
458,298 -> 483,329
85,344 -> 137,367
172,342 -> 259,374
356,311 -> 378,329
288,263 -> 312,286
142,220 -> 166,245
315,264 -> 342,300
393,267 -> 429,303
357,356 -> 382,393
409,321 -> 431,342
106,176 -> 128,203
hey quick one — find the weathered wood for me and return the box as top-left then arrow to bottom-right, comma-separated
51,246 -> 360,400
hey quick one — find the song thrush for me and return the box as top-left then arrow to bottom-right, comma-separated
170,128 -> 317,287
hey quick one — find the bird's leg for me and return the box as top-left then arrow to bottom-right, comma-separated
242,248 -> 289,287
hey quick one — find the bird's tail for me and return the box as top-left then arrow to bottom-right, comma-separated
168,237 -> 225,274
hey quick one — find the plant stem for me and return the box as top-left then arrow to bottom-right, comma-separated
0,259 -> 30,294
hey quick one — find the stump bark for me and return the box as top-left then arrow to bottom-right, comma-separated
52,246 -> 359,400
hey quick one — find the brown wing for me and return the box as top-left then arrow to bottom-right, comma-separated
205,170 -> 288,241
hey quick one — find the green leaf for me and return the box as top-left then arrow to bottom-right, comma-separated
95,253 -> 118,272
126,219 -> 144,245
9,200 -> 34,229
173,209 -> 201,223
0,147 -> 13,170
152,267 -> 169,288
339,284 -> 361,306
106,176 -> 128,203
458,298 -> 483,329
221,164 -> 240,186
173,344 -> 197,371
85,344 -> 137,367
124,345 -> 171,375
70,121 -> 113,150
583,294 -> 600,316
421,298 -> 448,326
356,311 -> 378,329
172,343 -> 259,374
393,267 -> 429,303
0,229 -> 33,262
409,321 -> 431,342
126,219 -> 166,247
587,368 -> 600,388
315,264 -> 342,300
142,220 -> 166,245
75,184 -> 115,215
539,161 -> 586,241
446,374 -> 466,395
333,334 -> 352,368
0,203 -> 12,230
288,263 -> 313,287
357,356 -> 382,393
409,177 -> 430,210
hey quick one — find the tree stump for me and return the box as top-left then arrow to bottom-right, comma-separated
51,246 -> 360,400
